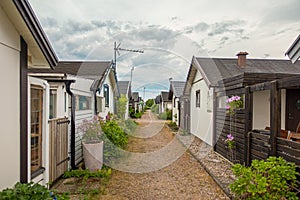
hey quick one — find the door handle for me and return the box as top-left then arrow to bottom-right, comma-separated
288,113 -> 294,120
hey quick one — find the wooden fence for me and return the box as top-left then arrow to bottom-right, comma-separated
49,117 -> 70,183
215,108 -> 245,163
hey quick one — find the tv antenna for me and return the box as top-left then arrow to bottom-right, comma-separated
113,41 -> 144,71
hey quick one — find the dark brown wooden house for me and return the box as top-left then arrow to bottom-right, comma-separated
213,55 -> 300,166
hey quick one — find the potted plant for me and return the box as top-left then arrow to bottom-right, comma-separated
78,116 -> 104,171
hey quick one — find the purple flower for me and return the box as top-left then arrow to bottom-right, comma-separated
227,134 -> 234,141
225,105 -> 230,110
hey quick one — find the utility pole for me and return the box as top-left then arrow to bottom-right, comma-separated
113,42 -> 144,71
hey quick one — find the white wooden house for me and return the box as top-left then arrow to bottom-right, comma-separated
0,0 -> 58,190
168,81 -> 185,125
29,61 -> 118,169
286,34 -> 300,64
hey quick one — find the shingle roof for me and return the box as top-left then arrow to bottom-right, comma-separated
161,91 -> 171,102
285,34 -> 300,63
118,81 -> 130,96
195,57 -> 300,87
170,81 -> 185,97
28,61 -> 112,80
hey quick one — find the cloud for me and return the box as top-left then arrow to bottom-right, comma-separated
208,20 -> 246,36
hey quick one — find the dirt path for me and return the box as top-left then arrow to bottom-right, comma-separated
98,110 -> 229,200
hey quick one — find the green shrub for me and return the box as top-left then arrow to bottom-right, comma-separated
100,120 -> 128,162
134,112 -> 142,118
63,168 -> 111,181
168,121 -> 178,131
229,156 -> 299,200
151,104 -> 159,114
0,182 -> 69,200
146,99 -> 154,108
158,109 -> 172,120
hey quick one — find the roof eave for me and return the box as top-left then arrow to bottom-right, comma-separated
13,0 -> 58,69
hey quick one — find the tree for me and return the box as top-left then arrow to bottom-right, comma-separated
145,99 -> 154,108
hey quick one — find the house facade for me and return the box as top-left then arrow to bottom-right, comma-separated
29,61 -> 118,168
169,81 -> 185,126
286,34 -> 300,64
160,91 -> 172,113
0,0 -> 58,190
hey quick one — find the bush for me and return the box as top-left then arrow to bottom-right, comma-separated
63,168 -> 111,180
134,112 -> 142,118
158,109 -> 172,120
151,104 -> 159,114
101,120 -> 128,162
229,156 -> 299,200
0,182 -> 69,200
168,121 -> 178,131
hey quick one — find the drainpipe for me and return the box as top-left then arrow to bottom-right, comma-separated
65,80 -> 77,169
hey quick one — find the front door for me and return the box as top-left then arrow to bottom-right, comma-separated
286,89 -> 300,132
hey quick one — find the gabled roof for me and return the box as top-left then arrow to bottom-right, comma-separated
29,61 -> 112,79
286,34 -> 300,64
161,91 -> 171,102
1,0 -> 58,68
118,81 -> 131,97
169,81 -> 185,98
194,56 -> 300,87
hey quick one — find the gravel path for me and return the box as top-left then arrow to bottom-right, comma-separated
99,110 -> 229,200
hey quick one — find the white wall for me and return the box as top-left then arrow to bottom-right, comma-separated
253,89 -> 286,130
172,96 -> 179,124
0,6 -> 21,190
98,71 -> 115,119
190,71 -> 213,146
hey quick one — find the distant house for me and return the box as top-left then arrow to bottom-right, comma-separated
29,61 -> 118,168
168,81 -> 185,125
118,81 -> 132,119
131,92 -> 142,112
286,34 -> 300,63
160,91 -> 172,113
184,52 -> 300,162
0,0 -> 58,190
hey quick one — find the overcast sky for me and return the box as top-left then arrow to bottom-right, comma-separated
29,0 -> 300,99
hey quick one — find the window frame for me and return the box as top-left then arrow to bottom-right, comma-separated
196,90 -> 201,108
104,84 -> 109,107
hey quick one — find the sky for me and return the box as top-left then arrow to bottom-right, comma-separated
29,0 -> 300,100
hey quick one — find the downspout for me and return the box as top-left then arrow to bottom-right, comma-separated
212,87 -> 217,150
65,80 -> 77,169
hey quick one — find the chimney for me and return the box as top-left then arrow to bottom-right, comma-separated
236,52 -> 248,67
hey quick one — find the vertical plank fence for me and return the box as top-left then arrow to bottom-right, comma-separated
49,117 -> 70,183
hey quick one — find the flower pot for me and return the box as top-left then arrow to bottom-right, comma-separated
82,141 -> 104,171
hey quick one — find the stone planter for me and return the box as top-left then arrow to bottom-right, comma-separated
82,141 -> 104,171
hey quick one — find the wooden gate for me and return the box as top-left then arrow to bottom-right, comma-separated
49,117 -> 70,182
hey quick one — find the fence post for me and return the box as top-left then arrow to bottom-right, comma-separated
244,86 -> 253,166
270,81 -> 281,156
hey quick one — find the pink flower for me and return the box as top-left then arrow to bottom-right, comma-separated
227,134 -> 234,141
226,105 -> 230,110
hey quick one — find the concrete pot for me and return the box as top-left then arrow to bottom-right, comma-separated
82,141 -> 104,171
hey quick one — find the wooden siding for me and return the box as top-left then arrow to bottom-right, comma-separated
215,108 -> 245,163
49,117 -> 69,183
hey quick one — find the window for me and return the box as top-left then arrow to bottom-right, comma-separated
49,89 -> 57,119
104,84 -> 109,107
207,90 -> 213,112
76,95 -> 91,110
30,85 -> 43,173
96,96 -> 104,113
196,90 -> 201,107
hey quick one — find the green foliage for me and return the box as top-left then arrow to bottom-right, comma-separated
129,107 -> 135,118
116,94 -> 128,120
229,157 -> 299,200
134,112 -> 142,118
100,120 -> 128,162
0,182 -> 69,200
78,116 -> 102,144
158,109 -> 172,120
151,104 -> 159,114
63,168 -> 112,181
168,121 -> 179,131
145,99 -> 154,108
